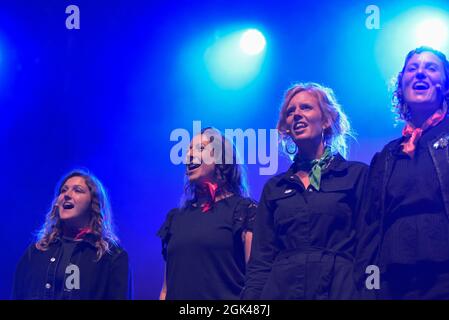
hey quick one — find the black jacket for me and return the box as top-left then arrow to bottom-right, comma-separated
242,154 -> 368,299
355,117 -> 449,289
12,235 -> 132,300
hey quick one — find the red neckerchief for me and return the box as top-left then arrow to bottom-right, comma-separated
199,181 -> 218,213
74,227 -> 93,241
402,104 -> 448,158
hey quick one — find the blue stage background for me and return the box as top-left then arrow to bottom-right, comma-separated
1,0 -> 447,299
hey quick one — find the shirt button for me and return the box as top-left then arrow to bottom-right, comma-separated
308,188 -> 313,192
50,257 -> 56,262
45,283 -> 51,289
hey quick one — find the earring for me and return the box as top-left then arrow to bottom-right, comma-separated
443,97 -> 449,112
285,137 -> 298,155
322,126 -> 330,146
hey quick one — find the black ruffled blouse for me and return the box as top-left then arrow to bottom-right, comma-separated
157,195 -> 257,300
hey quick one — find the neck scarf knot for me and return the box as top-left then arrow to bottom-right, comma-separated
294,147 -> 333,191
199,181 -> 218,213
402,103 -> 448,158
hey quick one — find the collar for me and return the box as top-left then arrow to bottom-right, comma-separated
389,115 -> 449,156
279,153 -> 348,184
190,193 -> 237,208
53,232 -> 98,249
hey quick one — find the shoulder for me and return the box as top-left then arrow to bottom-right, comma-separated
167,207 -> 182,216
337,160 -> 370,186
231,196 -> 258,232
163,207 -> 183,223
19,243 -> 41,262
156,207 -> 182,240
235,195 -> 256,204
27,243 -> 40,254
16,242 -> 55,272
344,160 -> 369,171
379,137 -> 402,156
106,243 -> 129,261
369,137 -> 402,168
233,195 -> 258,208
329,154 -> 368,177
261,170 -> 290,192
382,137 -> 402,152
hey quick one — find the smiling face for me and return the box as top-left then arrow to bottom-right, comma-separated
57,176 -> 92,226
185,133 -> 217,184
401,51 -> 448,113
284,90 -> 329,146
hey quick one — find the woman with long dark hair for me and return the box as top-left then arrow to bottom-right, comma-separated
13,169 -> 132,300
157,127 -> 257,300
356,46 -> 449,299
243,82 -> 368,299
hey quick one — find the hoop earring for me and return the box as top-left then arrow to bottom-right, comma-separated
285,138 -> 298,155
442,98 -> 449,113
322,126 -> 330,147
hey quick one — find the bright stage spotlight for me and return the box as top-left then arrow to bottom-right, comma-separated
239,29 -> 266,55
375,6 -> 449,82
204,27 -> 267,89
414,18 -> 449,51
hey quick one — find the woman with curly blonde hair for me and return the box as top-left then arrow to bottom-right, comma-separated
13,169 -> 132,300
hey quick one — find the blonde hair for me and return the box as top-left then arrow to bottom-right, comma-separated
277,82 -> 352,158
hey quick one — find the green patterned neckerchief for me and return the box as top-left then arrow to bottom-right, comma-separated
294,147 -> 334,191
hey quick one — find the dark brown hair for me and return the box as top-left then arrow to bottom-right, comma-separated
392,46 -> 449,121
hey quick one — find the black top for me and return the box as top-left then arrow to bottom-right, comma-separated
242,154 -> 368,300
381,120 -> 449,267
157,195 -> 257,300
13,235 -> 132,300
354,116 -> 449,294
54,237 -> 78,300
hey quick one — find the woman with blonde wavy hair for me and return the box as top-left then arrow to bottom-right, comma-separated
242,82 -> 368,299
13,169 -> 132,300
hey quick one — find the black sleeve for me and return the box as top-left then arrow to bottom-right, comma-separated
12,245 -> 33,300
107,249 -> 133,300
156,209 -> 177,261
354,153 -> 382,297
233,198 -> 258,235
156,209 -> 178,261
241,184 -> 279,300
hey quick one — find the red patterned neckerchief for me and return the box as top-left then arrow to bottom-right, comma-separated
402,104 -> 448,158
74,227 -> 93,241
198,181 -> 219,213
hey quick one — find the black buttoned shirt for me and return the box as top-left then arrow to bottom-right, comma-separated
243,154 -> 368,299
13,236 -> 132,300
